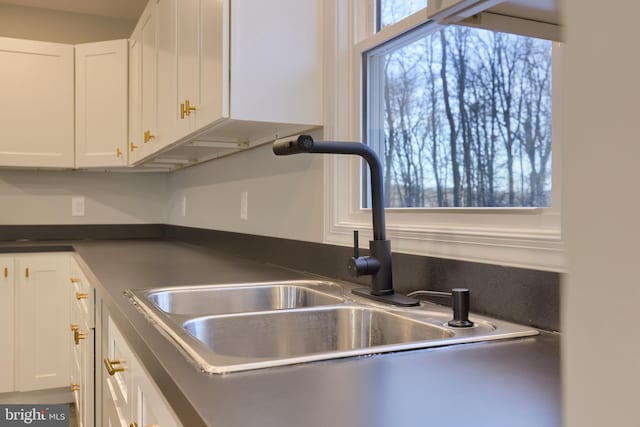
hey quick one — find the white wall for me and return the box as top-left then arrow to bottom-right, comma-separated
0,3 -> 135,44
0,171 -> 168,225
562,1 -> 640,426
166,144 -> 325,243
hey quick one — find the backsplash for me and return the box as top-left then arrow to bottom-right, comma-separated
164,225 -> 560,332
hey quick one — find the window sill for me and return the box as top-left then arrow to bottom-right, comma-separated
324,219 -> 565,272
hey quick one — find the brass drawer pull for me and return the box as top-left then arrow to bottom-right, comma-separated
70,383 -> 80,392
117,147 -> 123,157
143,130 -> 155,143
104,358 -> 125,376
70,323 -> 79,331
3,267 -> 7,278
75,292 -> 89,300
74,329 -> 87,345
70,277 -> 81,283
25,268 -> 29,278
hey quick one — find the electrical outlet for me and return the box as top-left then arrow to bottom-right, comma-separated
71,197 -> 85,217
181,195 -> 187,217
240,191 -> 248,220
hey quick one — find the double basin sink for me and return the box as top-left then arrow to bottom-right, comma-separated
128,280 -> 538,374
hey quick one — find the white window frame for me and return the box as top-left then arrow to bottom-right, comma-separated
322,0 -> 565,272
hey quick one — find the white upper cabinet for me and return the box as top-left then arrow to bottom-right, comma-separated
228,0 -> 322,126
0,37 -> 74,168
129,34 -> 144,164
155,0 -> 181,150
75,40 -> 128,168
177,0 -> 225,133
131,1 -> 160,164
129,0 -> 323,166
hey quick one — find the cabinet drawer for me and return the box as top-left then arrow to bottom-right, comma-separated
105,316 -> 135,415
70,262 -> 95,328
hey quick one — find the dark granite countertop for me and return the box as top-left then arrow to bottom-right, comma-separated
1,240 -> 561,427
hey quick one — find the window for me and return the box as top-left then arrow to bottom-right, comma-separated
365,24 -> 553,208
377,0 -> 427,29
322,1 -> 564,272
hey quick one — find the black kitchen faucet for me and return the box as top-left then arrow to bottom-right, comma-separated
273,134 -> 419,307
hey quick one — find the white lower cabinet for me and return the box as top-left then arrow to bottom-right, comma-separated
69,258 -> 95,427
101,311 -> 182,427
0,255 -> 15,393
14,253 -> 72,391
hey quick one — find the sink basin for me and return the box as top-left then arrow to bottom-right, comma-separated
183,306 -> 453,360
138,281 -> 346,316
127,280 -> 539,374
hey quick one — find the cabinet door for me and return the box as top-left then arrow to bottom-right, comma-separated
70,259 -> 94,426
133,357 -> 181,427
78,326 -> 94,427
229,0 -> 322,125
104,316 -> 135,424
15,254 -> 71,391
0,37 -> 74,168
135,378 -> 181,427
129,35 -> 143,165
0,256 -> 14,393
134,2 -> 159,163
156,0 -> 183,149
75,40 -> 128,168
182,0 -> 227,130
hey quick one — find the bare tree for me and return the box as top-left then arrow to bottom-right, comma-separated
440,30 -> 462,207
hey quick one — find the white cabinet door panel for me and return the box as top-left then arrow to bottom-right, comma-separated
15,254 -> 71,391
75,40 -> 128,168
0,37 -> 74,168
0,256 -> 14,393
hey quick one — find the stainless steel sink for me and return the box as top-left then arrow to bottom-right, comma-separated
183,306 -> 453,359
136,280 -> 346,316
128,280 -> 539,374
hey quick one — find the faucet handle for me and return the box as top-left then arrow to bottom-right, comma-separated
347,230 -> 381,277
353,230 -> 359,258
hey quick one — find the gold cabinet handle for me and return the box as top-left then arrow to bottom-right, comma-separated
116,147 -> 123,157
180,102 -> 187,119
104,358 -> 125,376
3,267 -> 7,278
70,383 -> 80,392
70,277 -> 81,284
75,292 -> 89,300
185,99 -> 196,116
25,268 -> 29,278
130,142 -> 139,152
129,424 -> 138,427
70,323 -> 79,331
74,329 -> 88,345
143,130 -> 155,143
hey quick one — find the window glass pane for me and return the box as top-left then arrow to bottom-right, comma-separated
366,25 -> 553,208
379,0 -> 427,30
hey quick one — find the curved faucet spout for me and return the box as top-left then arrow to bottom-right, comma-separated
273,135 -> 418,307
